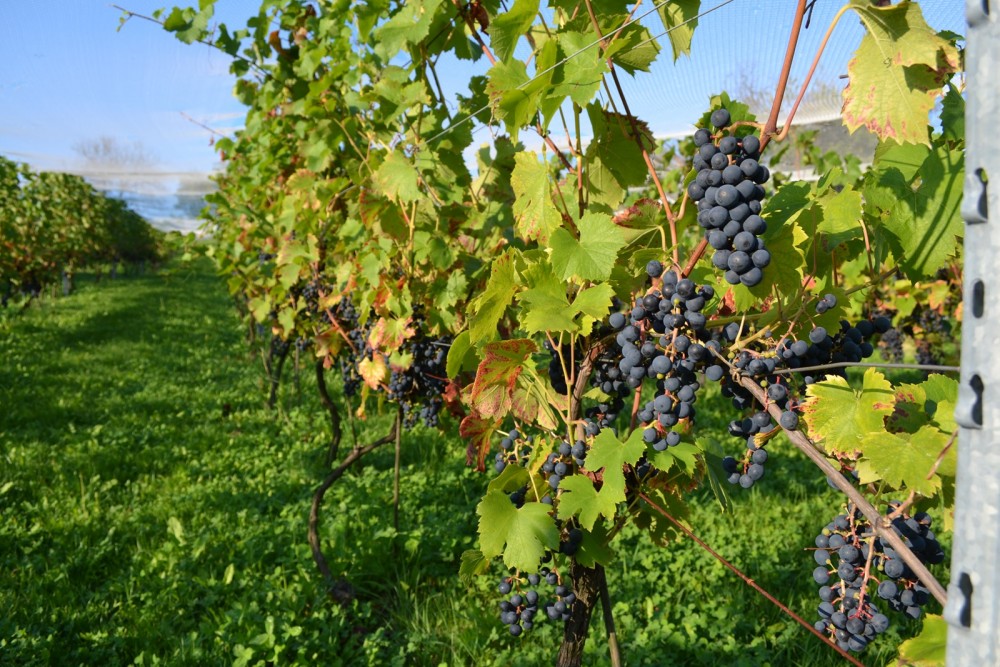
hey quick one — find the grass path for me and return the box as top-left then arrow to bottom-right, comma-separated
0,261 -> 935,666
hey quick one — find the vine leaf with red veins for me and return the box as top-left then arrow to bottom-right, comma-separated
470,338 -> 537,418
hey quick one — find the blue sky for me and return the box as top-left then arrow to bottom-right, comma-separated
0,0 -> 965,179
0,1 -> 259,175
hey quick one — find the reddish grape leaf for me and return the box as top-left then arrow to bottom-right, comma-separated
460,413 -> 502,471
471,339 -> 537,398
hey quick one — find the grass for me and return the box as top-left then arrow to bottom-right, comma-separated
0,259 -> 945,666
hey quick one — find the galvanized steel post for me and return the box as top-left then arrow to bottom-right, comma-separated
945,1 -> 999,663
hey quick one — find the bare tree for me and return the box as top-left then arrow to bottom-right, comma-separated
72,136 -> 163,199
73,136 -> 158,172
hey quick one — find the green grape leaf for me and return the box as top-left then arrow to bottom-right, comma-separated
697,437 -> 733,514
374,151 -> 422,203
160,4 -> 214,44
511,151 -> 563,243
558,429 -> 644,530
477,492 -> 560,572
602,22 -> 660,74
575,521 -> 615,567
374,0 -> 444,60
571,283 -> 615,336
469,250 -> 520,343
549,212 -> 624,282
842,0 -> 959,145
939,84 -> 964,144
445,330 -> 472,380
490,0 -> 539,63
459,549 -> 491,583
556,475 -> 606,531
586,105 -> 651,188
647,441 -> 699,478
488,463 -> 531,493
585,428 -> 646,506
865,143 -> 963,280
518,265 -> 576,333
486,59 -> 544,143
857,426 -> 943,497
871,141 -> 927,181
656,0 -> 700,61
583,154 -> 626,212
552,31 -> 608,106
896,614 -> 946,667
919,374 -> 958,436
802,368 -> 895,456
813,186 -> 864,251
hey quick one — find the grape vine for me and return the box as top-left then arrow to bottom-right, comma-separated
147,0 -> 965,664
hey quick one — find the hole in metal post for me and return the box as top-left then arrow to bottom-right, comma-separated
973,281 -> 985,318
971,375 -> 984,427
976,168 -> 988,220
958,572 -> 973,628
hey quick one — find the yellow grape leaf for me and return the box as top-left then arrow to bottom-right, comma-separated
802,368 -> 895,456
842,1 -> 960,145
358,354 -> 388,390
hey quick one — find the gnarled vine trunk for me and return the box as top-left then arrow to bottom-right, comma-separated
556,561 -> 601,666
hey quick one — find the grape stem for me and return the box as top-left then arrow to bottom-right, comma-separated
452,0 -> 576,173
771,4 -> 853,143
582,0 -> 680,266
760,0 -> 809,151
637,492 -> 866,667
113,5 -> 266,77
596,565 -> 623,667
309,421 -> 400,594
392,406 -> 403,532
718,358 -> 949,606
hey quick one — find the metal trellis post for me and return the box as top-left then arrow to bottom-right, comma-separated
946,1 -> 1000,663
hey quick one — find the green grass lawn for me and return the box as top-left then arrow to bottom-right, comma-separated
0,260 -> 943,666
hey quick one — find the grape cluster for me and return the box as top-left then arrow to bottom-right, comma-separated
270,334 -> 291,357
493,429 -> 532,473
540,438 -> 588,503
713,316 -> 891,490
544,340 -> 576,395
815,292 -> 837,315
387,325 -> 450,427
688,109 -> 772,287
721,411 -> 773,488
601,265 -> 727,450
811,504 -> 944,653
299,278 -> 332,316
335,300 -> 451,427
497,568 -> 576,637
335,299 -> 367,397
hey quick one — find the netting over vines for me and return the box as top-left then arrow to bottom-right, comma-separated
134,0 -> 967,664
